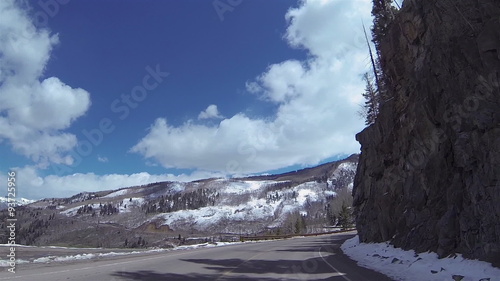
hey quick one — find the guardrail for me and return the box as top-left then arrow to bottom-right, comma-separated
239,228 -> 356,242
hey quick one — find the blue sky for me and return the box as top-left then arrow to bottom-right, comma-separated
0,0 -> 375,199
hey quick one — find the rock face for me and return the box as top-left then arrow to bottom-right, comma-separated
353,0 -> 500,264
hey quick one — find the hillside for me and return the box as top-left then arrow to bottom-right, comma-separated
354,0 -> 500,265
1,155 -> 357,248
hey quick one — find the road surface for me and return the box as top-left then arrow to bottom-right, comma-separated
0,232 -> 393,280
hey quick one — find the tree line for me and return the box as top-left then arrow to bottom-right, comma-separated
76,203 -> 119,216
142,188 -> 219,214
360,0 -> 399,125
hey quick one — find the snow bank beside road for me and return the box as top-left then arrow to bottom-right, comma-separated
341,235 -> 500,281
0,241 -> 248,267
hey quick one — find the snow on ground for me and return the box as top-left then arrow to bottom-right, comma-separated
323,190 -> 336,196
33,253 -> 97,263
152,180 -> 330,231
341,235 -> 500,281
170,182 -> 185,193
155,197 -> 281,230
102,189 -> 129,198
61,203 -> 101,216
0,241 -> 259,267
296,187 -> 318,205
337,162 -> 357,173
31,248 -> 168,264
0,259 -> 29,266
0,197 -> 35,205
145,182 -> 186,199
70,192 -> 97,203
221,180 -> 263,194
176,241 -> 243,251
119,197 -> 144,213
62,198 -> 142,216
220,180 -> 292,195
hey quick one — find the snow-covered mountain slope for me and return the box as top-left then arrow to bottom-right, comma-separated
150,180 -> 329,233
0,197 -> 35,210
1,154 -> 358,248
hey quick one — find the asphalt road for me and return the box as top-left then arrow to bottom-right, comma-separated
0,232 -> 393,281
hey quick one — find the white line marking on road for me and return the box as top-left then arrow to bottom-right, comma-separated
318,247 -> 353,281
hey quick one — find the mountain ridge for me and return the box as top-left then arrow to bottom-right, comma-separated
0,197 -> 35,210
1,155 -> 358,248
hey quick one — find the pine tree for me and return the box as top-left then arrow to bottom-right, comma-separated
338,203 -> 353,230
371,0 -> 395,48
294,215 -> 306,234
370,0 -> 397,104
327,206 -> 337,226
360,72 -> 380,125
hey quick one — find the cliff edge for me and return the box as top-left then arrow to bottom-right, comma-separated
353,0 -> 500,264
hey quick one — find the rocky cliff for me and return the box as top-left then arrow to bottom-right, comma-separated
353,0 -> 500,264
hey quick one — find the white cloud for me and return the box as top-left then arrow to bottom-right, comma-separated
132,0 -> 372,174
5,166 -> 223,200
255,60 -> 306,103
198,104 -> 223,120
0,0 -> 91,167
284,0 -> 371,59
97,156 -> 109,163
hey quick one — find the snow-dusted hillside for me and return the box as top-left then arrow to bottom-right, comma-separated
64,155 -> 356,234
0,154 -> 358,248
150,180 -> 330,233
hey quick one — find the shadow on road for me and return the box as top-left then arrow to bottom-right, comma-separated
111,267 -> 344,281
111,255 -> 372,281
111,234 -> 392,281
112,270 -> 212,281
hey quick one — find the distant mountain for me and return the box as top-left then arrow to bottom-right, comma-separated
0,197 -> 35,210
0,155 -> 358,248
